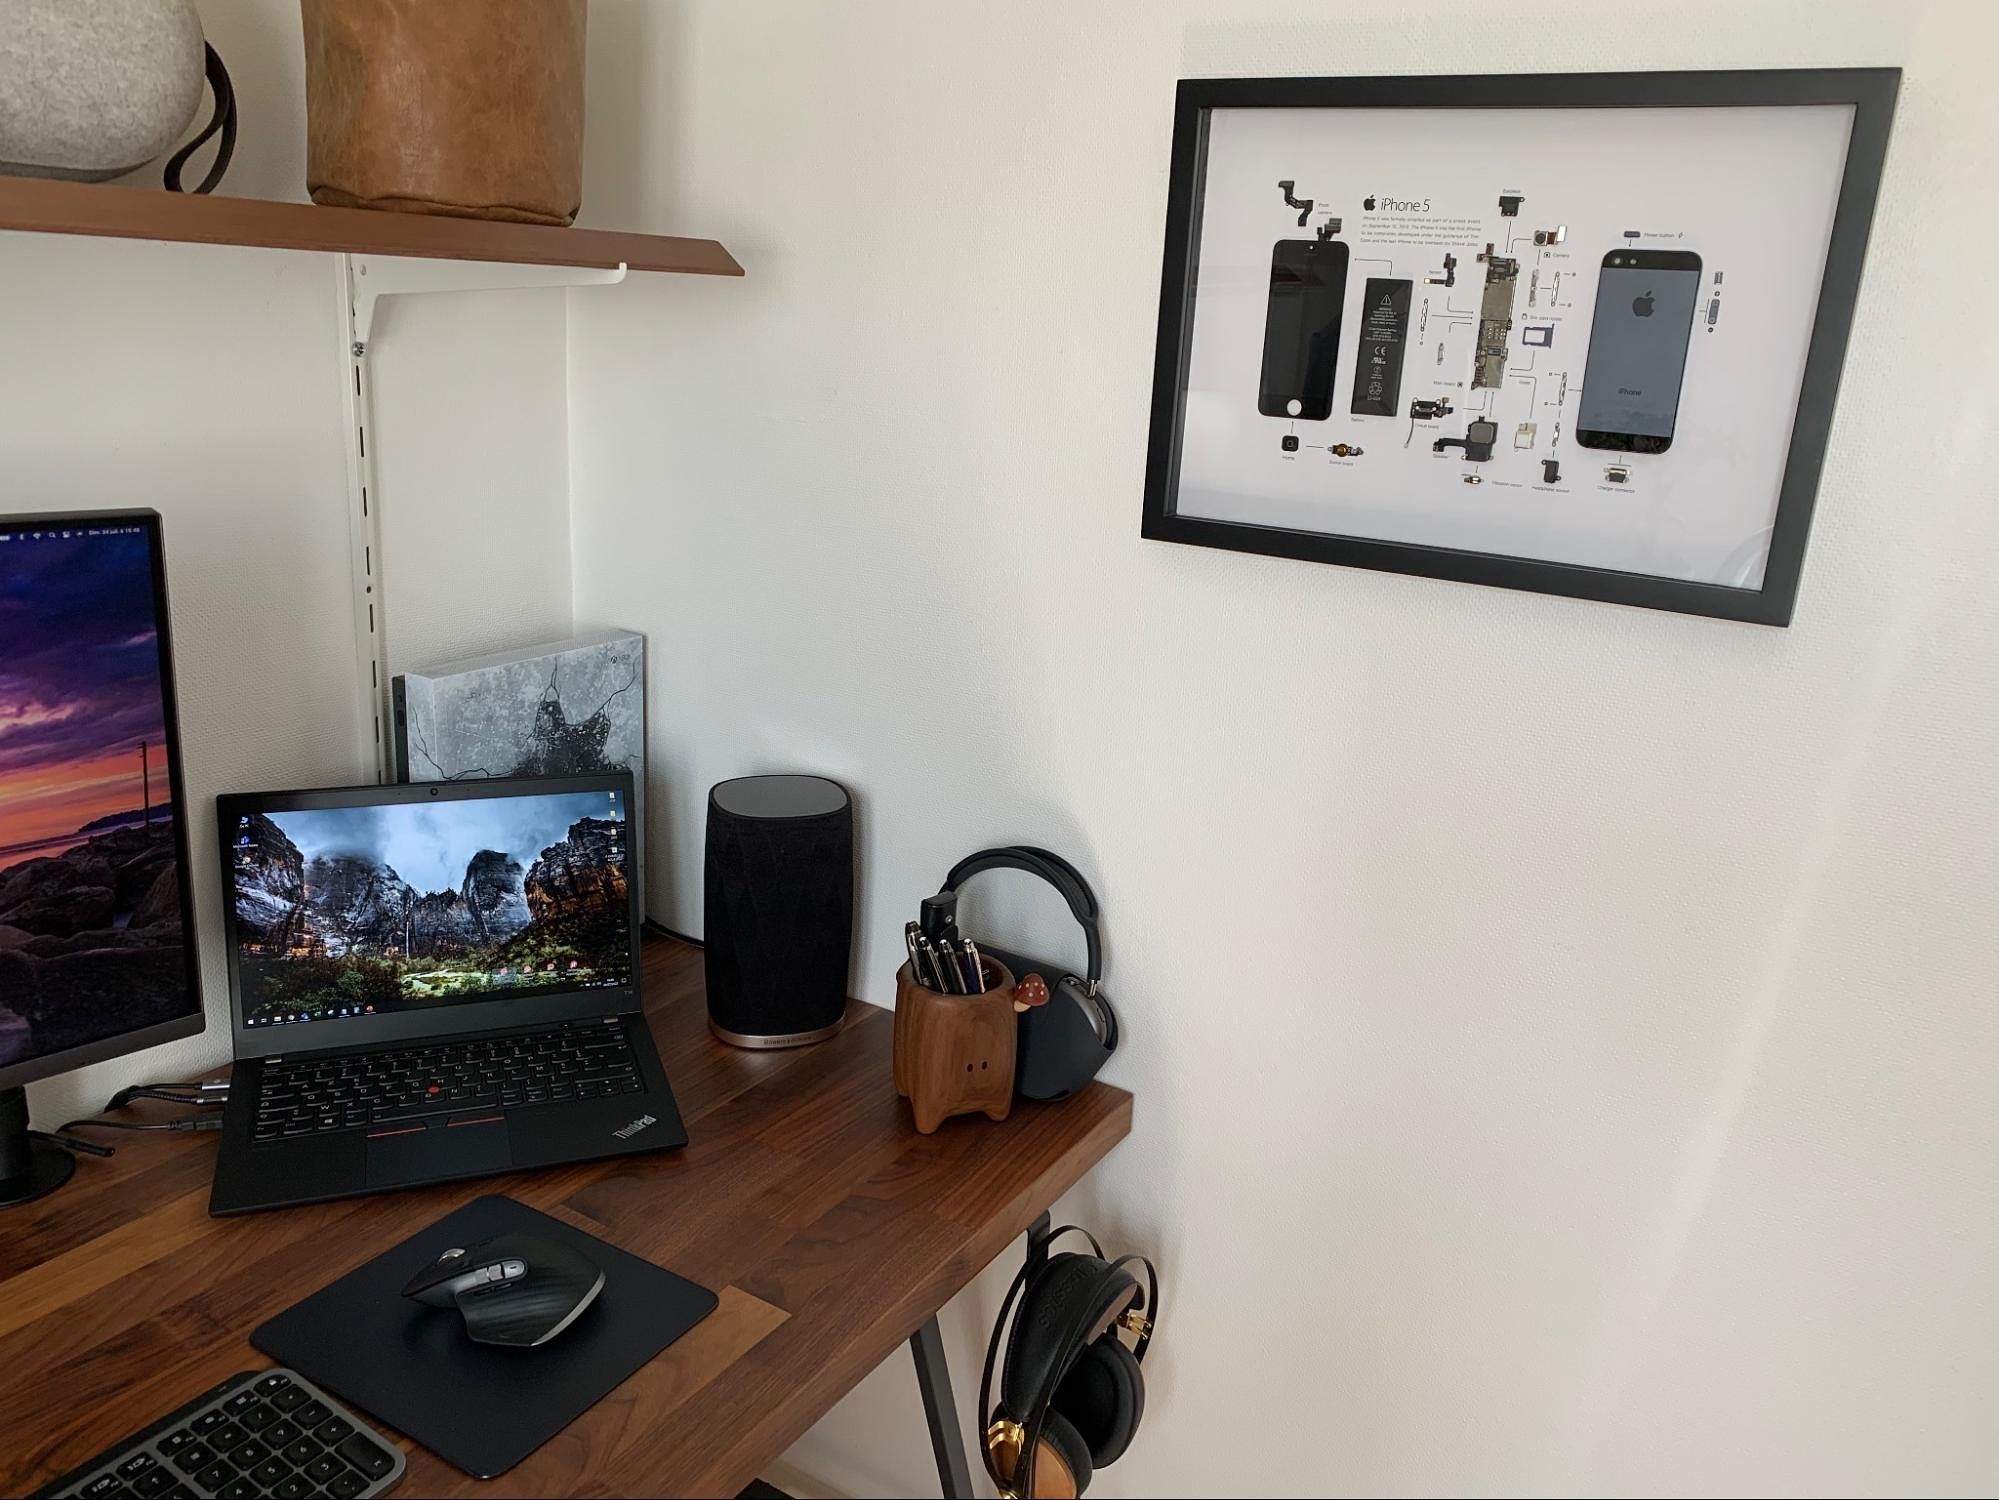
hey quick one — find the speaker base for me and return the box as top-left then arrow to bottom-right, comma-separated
708,1017 -> 844,1050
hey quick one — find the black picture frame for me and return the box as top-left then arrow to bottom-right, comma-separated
1139,69 -> 1900,626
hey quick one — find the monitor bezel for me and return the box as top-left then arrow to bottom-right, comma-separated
216,771 -> 643,1061
0,508 -> 206,1092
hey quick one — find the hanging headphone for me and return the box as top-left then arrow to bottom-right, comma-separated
979,1226 -> 1159,1498
930,847 -> 1118,1100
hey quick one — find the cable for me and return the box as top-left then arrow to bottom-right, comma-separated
58,1117 -> 223,1136
641,917 -> 703,948
44,1115 -> 221,1160
105,1077 -> 229,1109
28,1128 -> 113,1158
33,1082 -> 226,1161
106,1086 -> 227,1111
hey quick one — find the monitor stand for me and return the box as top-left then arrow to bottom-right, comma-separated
0,1085 -> 75,1209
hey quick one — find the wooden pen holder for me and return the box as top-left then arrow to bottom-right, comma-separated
892,958 -> 1016,1134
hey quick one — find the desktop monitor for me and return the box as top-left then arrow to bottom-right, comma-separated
0,510 -> 203,1204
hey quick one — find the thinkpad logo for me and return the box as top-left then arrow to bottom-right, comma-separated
613,1113 -> 657,1140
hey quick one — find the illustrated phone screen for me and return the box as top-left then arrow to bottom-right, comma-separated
1258,239 -> 1350,421
1576,249 -> 1702,454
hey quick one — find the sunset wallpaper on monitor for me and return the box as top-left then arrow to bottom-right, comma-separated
0,521 -> 192,1064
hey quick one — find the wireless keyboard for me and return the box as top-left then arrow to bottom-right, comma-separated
34,1369 -> 404,1500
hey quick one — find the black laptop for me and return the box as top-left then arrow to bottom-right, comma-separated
209,772 -> 686,1216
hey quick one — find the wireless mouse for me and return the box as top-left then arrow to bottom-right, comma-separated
400,1232 -> 606,1348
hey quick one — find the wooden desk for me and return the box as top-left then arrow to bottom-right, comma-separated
0,936 -> 1132,1497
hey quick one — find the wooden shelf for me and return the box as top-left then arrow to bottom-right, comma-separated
0,176 -> 741,276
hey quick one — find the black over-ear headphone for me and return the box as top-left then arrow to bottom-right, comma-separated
932,847 -> 1117,1099
979,1226 -> 1159,1498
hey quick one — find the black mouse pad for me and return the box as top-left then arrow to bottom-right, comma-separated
252,1194 -> 718,1478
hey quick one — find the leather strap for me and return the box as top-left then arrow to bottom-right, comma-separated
165,44 -> 238,195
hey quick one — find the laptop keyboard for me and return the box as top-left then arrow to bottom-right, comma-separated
253,1018 -> 641,1143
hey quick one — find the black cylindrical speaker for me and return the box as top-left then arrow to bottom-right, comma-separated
703,775 -> 854,1049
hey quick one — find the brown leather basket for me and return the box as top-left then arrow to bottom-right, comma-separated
301,0 -> 586,225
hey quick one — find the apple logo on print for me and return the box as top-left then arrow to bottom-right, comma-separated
1632,290 -> 1656,318
1363,195 -> 1376,210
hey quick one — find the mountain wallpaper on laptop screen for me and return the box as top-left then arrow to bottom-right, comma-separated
231,792 -> 630,1026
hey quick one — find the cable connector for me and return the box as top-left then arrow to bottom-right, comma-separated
30,1128 -> 114,1158
107,1078 -> 228,1110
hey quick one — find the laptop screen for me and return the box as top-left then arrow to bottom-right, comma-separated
226,784 -> 632,1031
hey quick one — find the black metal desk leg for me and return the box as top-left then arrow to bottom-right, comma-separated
909,1314 -> 974,1499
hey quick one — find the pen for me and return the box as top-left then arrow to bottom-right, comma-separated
960,938 -> 985,994
916,933 -> 952,992
905,922 -> 927,983
938,936 -> 968,994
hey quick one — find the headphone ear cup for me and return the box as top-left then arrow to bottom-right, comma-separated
1052,1334 -> 1144,1467
1032,1406 -> 1094,1497
988,1405 -> 1093,1499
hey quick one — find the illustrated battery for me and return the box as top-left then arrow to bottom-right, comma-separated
1350,277 -> 1412,417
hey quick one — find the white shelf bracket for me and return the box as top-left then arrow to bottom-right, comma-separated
346,254 -> 629,350
333,252 -> 629,781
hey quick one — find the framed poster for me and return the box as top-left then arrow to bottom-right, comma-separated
1139,70 -> 1898,624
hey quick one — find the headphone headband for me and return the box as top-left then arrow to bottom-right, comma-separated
941,846 -> 1102,987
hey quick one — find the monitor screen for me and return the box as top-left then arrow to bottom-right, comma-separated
226,785 -> 633,1030
0,514 -> 200,1077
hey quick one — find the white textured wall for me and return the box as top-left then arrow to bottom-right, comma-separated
568,1 -> 1999,1494
2,230 -> 362,1127
9,0 -> 573,1125
371,286 -> 574,679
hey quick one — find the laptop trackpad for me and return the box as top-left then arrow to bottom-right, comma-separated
366,1116 -> 512,1188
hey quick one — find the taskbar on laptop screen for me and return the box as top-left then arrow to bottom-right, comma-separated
227,785 -> 632,1031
